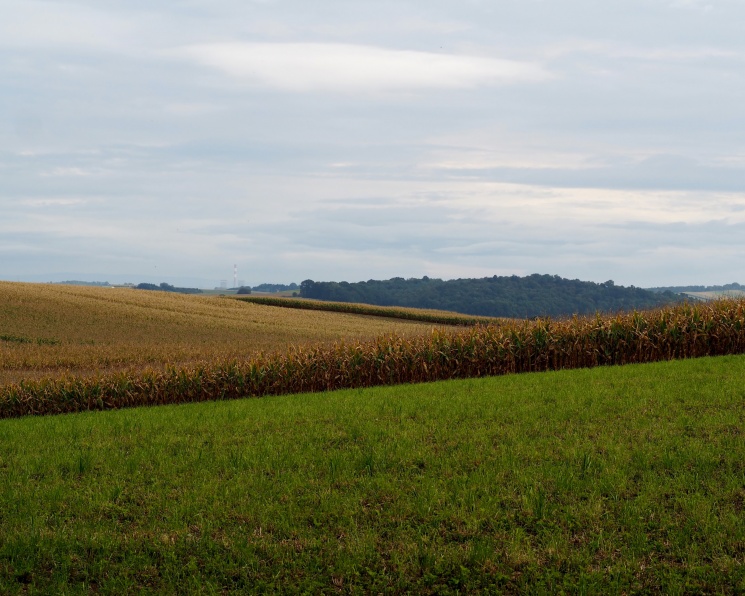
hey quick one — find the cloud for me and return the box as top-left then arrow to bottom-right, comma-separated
177,42 -> 551,93
430,154 -> 745,193
3,1 -> 745,288
0,1 -> 136,52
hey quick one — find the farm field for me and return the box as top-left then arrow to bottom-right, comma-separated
3,294 -> 745,419
0,282 -> 444,385
682,290 -> 745,302
235,295 -> 502,326
1,355 -> 744,593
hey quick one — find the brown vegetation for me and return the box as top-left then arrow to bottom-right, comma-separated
2,297 -> 745,419
0,282 -> 443,384
235,295 -> 500,326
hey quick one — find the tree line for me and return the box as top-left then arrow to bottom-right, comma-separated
299,275 -> 682,318
647,282 -> 743,294
136,283 -> 202,295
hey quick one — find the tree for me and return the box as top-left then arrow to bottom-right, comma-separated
299,280 -> 316,298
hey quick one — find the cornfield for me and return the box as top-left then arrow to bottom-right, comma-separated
0,282 -> 438,384
236,296 -> 499,326
2,299 -> 744,419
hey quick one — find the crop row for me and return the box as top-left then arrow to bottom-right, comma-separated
236,296 -> 498,326
2,299 -> 745,419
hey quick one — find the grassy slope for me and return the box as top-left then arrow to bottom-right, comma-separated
0,282 -> 441,384
1,356 -> 744,593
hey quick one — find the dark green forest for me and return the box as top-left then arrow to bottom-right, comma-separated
299,275 -> 681,318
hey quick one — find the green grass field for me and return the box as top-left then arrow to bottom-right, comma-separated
1,355 -> 744,593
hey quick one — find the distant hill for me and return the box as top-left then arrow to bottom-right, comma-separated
252,283 -> 299,293
53,280 -> 110,287
299,275 -> 681,319
647,283 -> 744,294
136,282 -> 202,295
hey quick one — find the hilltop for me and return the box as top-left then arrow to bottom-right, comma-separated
299,274 -> 680,318
647,282 -> 744,294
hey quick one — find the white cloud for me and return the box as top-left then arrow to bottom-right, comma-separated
177,42 -> 551,93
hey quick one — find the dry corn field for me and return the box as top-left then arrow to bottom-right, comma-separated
2,287 -> 745,418
0,282 -> 444,385
237,296 -> 499,326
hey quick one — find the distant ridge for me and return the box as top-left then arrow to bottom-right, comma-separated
299,274 -> 681,319
252,283 -> 299,293
136,282 -> 202,295
647,282 -> 744,294
53,280 -> 111,287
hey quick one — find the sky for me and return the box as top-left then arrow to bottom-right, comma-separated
2,0 -> 744,288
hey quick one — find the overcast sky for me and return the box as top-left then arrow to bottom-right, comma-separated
2,0 -> 744,288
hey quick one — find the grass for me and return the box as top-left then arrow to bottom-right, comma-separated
0,282 -> 442,384
1,355 -> 744,593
